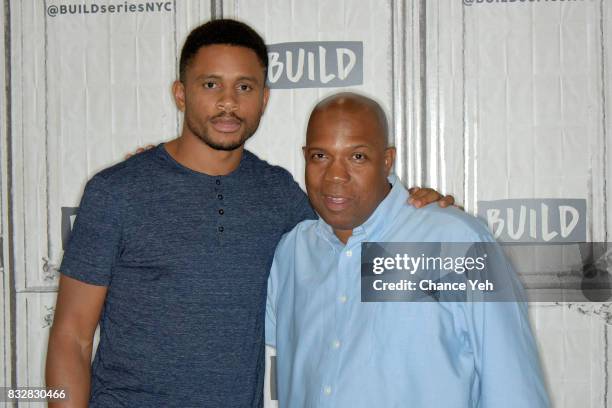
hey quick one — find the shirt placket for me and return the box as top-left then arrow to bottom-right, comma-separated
214,178 -> 225,243
319,242 -> 358,407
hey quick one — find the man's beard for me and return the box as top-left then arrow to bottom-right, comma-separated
186,113 -> 258,152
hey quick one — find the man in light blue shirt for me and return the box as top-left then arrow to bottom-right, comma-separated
265,93 -> 550,407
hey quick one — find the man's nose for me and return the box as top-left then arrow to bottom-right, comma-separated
324,158 -> 350,183
216,89 -> 238,112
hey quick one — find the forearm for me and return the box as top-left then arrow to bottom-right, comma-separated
46,330 -> 93,408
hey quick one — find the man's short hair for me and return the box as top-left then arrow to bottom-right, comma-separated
178,19 -> 268,83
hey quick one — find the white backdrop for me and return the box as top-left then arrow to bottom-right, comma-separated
1,0 -> 611,407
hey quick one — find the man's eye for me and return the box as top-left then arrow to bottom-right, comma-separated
353,153 -> 366,161
311,153 -> 326,160
203,82 -> 217,89
238,84 -> 252,92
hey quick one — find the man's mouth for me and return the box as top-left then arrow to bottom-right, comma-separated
323,195 -> 351,211
210,116 -> 242,133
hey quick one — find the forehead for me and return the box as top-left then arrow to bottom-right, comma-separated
186,44 -> 265,80
307,107 -> 385,146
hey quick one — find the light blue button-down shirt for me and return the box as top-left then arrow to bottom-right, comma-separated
266,175 -> 549,408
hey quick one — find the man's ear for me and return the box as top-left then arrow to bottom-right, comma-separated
384,147 -> 396,175
172,80 -> 186,112
261,86 -> 270,114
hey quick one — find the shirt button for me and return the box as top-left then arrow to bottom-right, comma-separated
332,340 -> 341,349
324,386 -> 332,395
215,179 -> 221,185
218,209 -> 224,215
217,194 -> 223,200
218,226 -> 224,232
346,250 -> 352,257
339,295 -> 347,303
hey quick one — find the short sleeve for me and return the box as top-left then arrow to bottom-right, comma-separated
59,175 -> 123,286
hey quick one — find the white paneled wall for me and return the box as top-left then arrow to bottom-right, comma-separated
225,0 -> 394,188
0,0 -> 11,392
15,292 -> 57,407
1,1 -> 610,407
529,303 -> 611,408
425,1 -> 611,407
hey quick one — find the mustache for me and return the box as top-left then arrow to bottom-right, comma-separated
210,112 -> 243,122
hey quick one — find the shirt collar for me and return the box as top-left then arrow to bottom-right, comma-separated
315,174 -> 410,247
